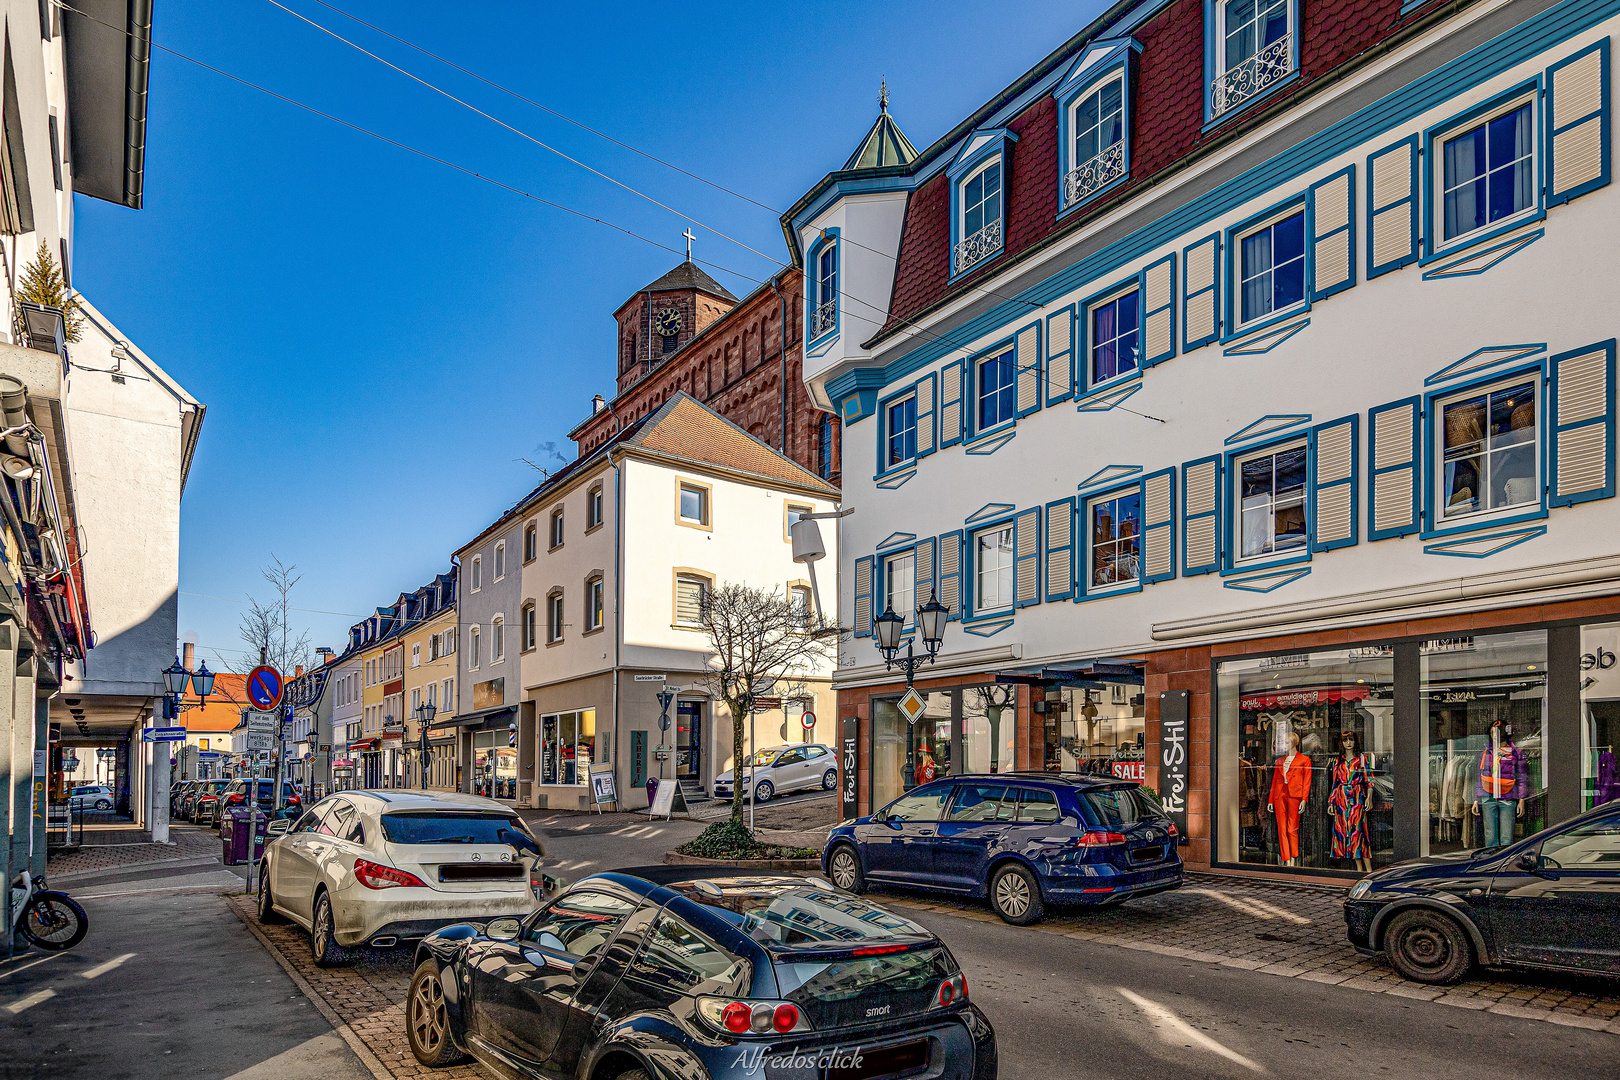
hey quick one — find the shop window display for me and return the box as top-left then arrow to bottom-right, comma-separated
1218,648 -> 1395,870
1043,683 -> 1145,779
541,709 -> 597,786
872,691 -> 951,810
473,729 -> 518,800
963,684 -> 1017,775
1421,632 -> 1545,854
1578,622 -> 1620,811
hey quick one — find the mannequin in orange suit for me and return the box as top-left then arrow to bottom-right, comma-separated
1267,731 -> 1312,866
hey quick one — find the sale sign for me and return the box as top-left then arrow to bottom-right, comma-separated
1111,759 -> 1146,783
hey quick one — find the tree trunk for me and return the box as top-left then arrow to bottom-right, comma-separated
730,698 -> 747,830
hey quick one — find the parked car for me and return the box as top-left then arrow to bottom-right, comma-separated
186,780 -> 231,823
823,773 -> 1183,925
211,780 -> 301,831
1345,800 -> 1620,984
170,780 -> 197,816
711,743 -> 838,803
66,785 -> 114,811
256,790 -> 545,964
404,872 -> 997,1078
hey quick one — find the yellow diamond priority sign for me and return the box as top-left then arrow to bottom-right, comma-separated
897,687 -> 927,725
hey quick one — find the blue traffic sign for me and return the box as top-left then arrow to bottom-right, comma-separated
142,727 -> 189,742
246,665 -> 284,711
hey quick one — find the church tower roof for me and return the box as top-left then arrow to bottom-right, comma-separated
636,258 -> 738,303
843,81 -> 919,171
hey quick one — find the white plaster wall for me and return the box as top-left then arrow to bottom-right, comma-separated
517,462 -> 616,694
801,192 -> 909,403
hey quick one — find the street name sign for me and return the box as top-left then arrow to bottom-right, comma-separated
246,666 -> 284,711
634,673 -> 666,682
142,727 -> 188,742
246,710 -> 277,733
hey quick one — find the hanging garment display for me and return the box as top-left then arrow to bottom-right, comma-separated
1328,753 -> 1372,859
1596,749 -> 1619,805
1269,751 -> 1313,863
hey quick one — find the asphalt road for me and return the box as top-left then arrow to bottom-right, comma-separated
524,809 -> 704,880
900,904 -> 1617,1080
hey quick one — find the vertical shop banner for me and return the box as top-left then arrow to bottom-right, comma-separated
1159,690 -> 1190,838
842,716 -> 859,820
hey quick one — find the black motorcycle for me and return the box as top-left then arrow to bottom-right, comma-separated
9,871 -> 88,950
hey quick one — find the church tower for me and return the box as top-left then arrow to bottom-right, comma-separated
612,257 -> 738,394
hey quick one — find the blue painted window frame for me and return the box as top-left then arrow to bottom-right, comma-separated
882,390 -> 917,472
966,516 -> 1018,621
806,229 -> 840,345
879,542 -> 918,633
1078,274 -> 1144,398
1222,432 -> 1312,576
1549,338 -> 1618,507
968,336 -> 1019,441
1421,79 -> 1545,264
1202,0 -> 1302,128
947,129 -> 1018,281
1421,361 -> 1548,540
874,373 -> 937,478
1223,193 -> 1310,341
1056,54 -> 1135,218
1077,483 -> 1146,602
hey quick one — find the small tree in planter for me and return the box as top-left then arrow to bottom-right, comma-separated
697,582 -> 837,839
17,241 -> 84,343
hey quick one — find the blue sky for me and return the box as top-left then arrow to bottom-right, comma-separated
73,0 -> 1103,674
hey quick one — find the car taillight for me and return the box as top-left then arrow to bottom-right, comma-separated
1076,831 -> 1127,846
227,793 -> 244,804
353,859 -> 427,890
697,996 -> 813,1036
936,972 -> 968,1008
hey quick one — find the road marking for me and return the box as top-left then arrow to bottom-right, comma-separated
5,988 -> 55,1015
0,955 -> 57,981
81,953 -> 136,980
1118,987 -> 1267,1073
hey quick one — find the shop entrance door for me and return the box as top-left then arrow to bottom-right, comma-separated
675,702 -> 702,781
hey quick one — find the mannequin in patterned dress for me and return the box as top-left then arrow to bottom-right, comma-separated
1328,730 -> 1372,872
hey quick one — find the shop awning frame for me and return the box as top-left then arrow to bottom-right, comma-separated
428,704 -> 516,732
995,658 -> 1145,687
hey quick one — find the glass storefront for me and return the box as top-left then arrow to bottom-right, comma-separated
473,729 -> 518,799
1218,647 -> 1395,871
962,685 -> 1017,775
1043,683 -> 1146,779
541,709 -> 596,786
1422,632 -> 1546,855
1579,622 -> 1620,811
872,684 -> 1019,811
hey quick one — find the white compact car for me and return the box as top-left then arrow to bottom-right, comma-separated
67,785 -> 114,811
711,743 -> 838,803
255,790 -> 545,965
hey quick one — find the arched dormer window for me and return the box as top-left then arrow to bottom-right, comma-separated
808,230 -> 839,342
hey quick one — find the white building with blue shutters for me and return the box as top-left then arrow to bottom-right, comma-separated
785,0 -> 1620,881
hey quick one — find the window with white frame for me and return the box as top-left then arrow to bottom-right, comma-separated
494,542 -> 506,580
587,485 -> 604,530
675,573 -> 710,627
550,508 -> 564,548
492,616 -> 505,661
1068,76 -> 1125,204
442,678 -> 454,709
427,682 -> 436,709
974,526 -> 1015,613
411,644 -> 420,668
1438,377 -> 1538,520
977,348 -> 1016,430
791,584 -> 812,627
1088,488 -> 1142,590
524,522 -> 537,561
522,602 -> 537,650
1439,100 -> 1535,247
679,483 -> 708,525
1090,288 -> 1140,384
956,159 -> 1003,273
1213,0 -> 1294,117
411,687 -> 421,713
469,626 -> 480,668
812,240 -> 838,339
471,556 -> 482,592
884,551 -> 916,624
886,393 -> 917,467
544,592 -> 561,642
586,576 -> 604,631
1238,208 -> 1306,327
1237,442 -> 1308,560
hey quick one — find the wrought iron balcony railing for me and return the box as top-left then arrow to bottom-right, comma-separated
1064,141 -> 1127,207
1211,34 -> 1293,118
810,300 -> 837,339
953,219 -> 1002,275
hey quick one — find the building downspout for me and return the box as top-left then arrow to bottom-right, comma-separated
771,275 -> 788,455
610,453 -> 623,803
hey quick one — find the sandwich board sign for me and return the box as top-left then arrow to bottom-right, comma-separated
589,763 -> 617,813
647,777 -> 688,820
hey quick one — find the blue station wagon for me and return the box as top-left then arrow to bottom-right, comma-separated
823,774 -> 1183,924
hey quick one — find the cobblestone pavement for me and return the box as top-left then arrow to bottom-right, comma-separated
46,822 -> 222,875
875,873 -> 1620,1033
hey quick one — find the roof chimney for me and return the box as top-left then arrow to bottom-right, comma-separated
182,642 -> 195,670
317,646 -> 335,664
295,665 -> 305,678
592,394 -> 606,414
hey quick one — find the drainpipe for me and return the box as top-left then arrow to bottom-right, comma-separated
770,275 -> 789,455
610,454 -> 624,803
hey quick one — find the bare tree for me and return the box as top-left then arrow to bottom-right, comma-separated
239,555 -> 314,676
699,582 -> 837,830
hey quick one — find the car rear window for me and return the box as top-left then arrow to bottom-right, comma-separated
678,882 -> 931,948
379,812 -> 540,857
1081,785 -> 1165,827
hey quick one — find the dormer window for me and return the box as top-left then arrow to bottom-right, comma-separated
1210,0 -> 1296,119
957,160 -> 1003,274
810,235 -> 838,341
1067,78 -> 1125,205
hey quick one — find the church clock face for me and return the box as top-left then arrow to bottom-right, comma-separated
653,307 -> 682,337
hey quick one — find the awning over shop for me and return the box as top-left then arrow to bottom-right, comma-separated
428,704 -> 516,732
995,658 -> 1145,687
1238,685 -> 1373,711
348,738 -> 379,752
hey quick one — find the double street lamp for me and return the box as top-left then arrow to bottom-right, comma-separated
873,589 -> 950,687
413,701 -> 438,790
161,656 -> 215,719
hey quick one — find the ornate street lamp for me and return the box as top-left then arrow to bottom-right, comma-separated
413,701 -> 437,790
192,661 -> 215,699
161,656 -> 214,720
874,589 -> 949,687
163,657 -> 190,696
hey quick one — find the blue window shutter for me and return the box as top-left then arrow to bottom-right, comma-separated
1046,306 -> 1075,405
1549,339 -> 1617,507
1182,234 -> 1219,351
1309,415 -> 1360,551
915,536 -> 937,604
1309,167 -> 1356,301
1366,137 -> 1418,278
853,556 -> 873,637
1015,322 -> 1043,418
872,554 -> 886,624
915,373 -> 938,459
1044,498 -> 1075,601
940,360 -> 965,447
1547,39 -> 1610,207
1368,397 -> 1422,539
937,531 -> 964,621
1014,507 -> 1041,608
1181,455 -> 1221,575
1139,256 -> 1176,367
1142,468 -> 1176,583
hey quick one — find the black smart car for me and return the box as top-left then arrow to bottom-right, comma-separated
1345,800 -> 1620,984
407,872 -> 997,1079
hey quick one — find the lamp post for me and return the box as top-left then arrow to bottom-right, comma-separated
153,657 -> 215,845
874,590 -> 949,790
413,701 -> 437,790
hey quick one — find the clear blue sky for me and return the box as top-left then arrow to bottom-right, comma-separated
72,0 -> 1104,674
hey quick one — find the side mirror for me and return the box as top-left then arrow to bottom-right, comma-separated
885,817 -> 904,830
486,917 -> 522,942
1516,851 -> 1540,873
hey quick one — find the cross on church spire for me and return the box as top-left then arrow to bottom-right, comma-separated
880,78 -> 889,113
683,227 -> 696,262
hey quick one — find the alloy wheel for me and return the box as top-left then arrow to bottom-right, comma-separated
831,850 -> 858,890
994,871 -> 1031,918
411,972 -> 447,1054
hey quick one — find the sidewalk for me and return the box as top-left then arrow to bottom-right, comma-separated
46,822 -> 222,876
879,872 -> 1620,1033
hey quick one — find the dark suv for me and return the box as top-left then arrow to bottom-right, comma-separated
211,779 -> 301,830
823,773 -> 1183,924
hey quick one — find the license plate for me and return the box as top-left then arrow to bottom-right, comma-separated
1128,845 -> 1165,864
826,1039 -> 928,1080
